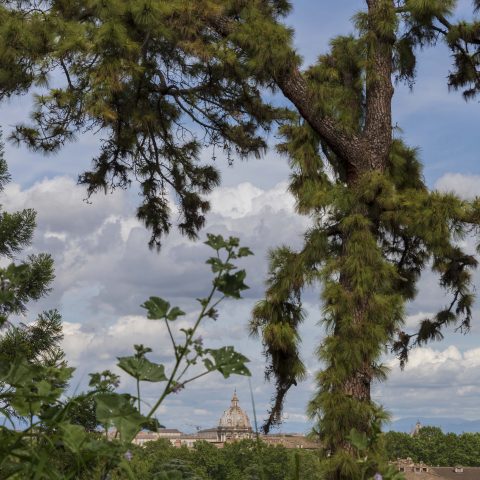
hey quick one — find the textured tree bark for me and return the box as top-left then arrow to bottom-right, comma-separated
213,0 -> 396,459
331,0 -> 395,443
277,0 -> 395,177
343,369 -> 372,401
340,0 -> 393,401
281,2 -> 396,461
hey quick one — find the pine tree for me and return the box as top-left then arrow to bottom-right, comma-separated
2,0 -> 286,249
0,133 -> 63,417
0,135 -> 54,326
2,2 -> 480,477
205,1 -> 480,477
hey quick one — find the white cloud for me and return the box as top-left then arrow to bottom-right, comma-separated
209,181 -> 295,219
4,174 -> 480,430
0,0 -> 479,433
0,175 -> 316,430
435,173 -> 480,199
1,176 -> 310,319
404,311 -> 434,329
375,346 -> 480,420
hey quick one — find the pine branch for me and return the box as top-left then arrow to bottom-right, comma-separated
209,14 -> 366,172
362,0 -> 395,170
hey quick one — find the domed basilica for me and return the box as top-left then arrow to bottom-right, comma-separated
216,390 -> 253,442
132,389 -> 319,450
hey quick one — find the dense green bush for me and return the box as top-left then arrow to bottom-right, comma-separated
0,151 -> 253,479
384,427 -> 480,466
111,438 -> 325,480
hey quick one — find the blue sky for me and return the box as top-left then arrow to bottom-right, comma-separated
2,0 -> 480,434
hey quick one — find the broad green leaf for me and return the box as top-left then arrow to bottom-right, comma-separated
95,393 -> 145,441
347,428 -> 368,452
167,306 -> 185,321
2,360 -> 72,416
204,346 -> 251,378
204,233 -> 227,251
206,257 -> 235,273
237,246 -> 254,257
60,423 -> 88,453
215,270 -> 249,298
141,297 -> 170,319
117,356 -> 167,382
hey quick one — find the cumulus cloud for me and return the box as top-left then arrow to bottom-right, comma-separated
59,311 -> 293,431
4,173 -> 480,431
0,175 -> 318,431
375,346 -> 480,420
436,173 -> 480,199
0,0 -> 478,434
2,177 -> 310,319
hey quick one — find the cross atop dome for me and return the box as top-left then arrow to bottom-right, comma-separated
231,389 -> 239,407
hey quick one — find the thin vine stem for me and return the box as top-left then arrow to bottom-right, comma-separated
136,378 -> 141,415
145,251 -> 233,421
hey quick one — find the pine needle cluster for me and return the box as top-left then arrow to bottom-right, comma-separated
236,2 -> 480,476
0,133 -> 54,326
2,0 -> 287,248
1,1 -> 480,477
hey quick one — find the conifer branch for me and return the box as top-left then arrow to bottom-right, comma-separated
362,0 -> 395,171
209,14 -> 365,172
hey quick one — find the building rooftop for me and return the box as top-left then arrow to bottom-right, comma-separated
395,460 -> 480,479
218,390 -> 252,431
431,467 -> 480,480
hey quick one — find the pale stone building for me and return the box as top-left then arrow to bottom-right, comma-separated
394,459 -> 480,479
216,390 -> 253,442
131,429 -> 182,446
131,390 -> 317,450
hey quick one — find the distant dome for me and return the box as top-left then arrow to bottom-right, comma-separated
218,390 -> 252,430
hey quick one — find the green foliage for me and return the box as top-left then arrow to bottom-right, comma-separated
397,1 -> 480,99
142,297 -> 172,320
0,353 -> 123,479
113,438 -> 325,480
204,346 -> 251,378
237,5 -> 480,478
257,116 -> 479,466
153,459 -> 204,480
0,218 -> 253,478
95,393 -> 147,441
1,356 -> 73,418
1,2 -> 480,479
2,0 -> 286,249
0,135 -> 54,326
0,309 -> 65,368
0,4 -> 54,98
142,298 -> 187,321
384,427 -> 480,467
118,346 -> 168,383
320,425 -> 406,480
89,370 -> 121,392
404,0 -> 456,23
132,235 -> 252,422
